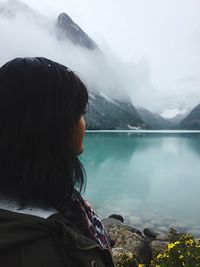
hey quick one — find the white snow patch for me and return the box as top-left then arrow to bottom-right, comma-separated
127,125 -> 141,130
99,92 -> 121,108
89,93 -> 96,100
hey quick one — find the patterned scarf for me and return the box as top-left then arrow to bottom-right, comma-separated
69,191 -> 111,250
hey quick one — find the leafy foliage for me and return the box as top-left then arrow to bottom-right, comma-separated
113,251 -> 138,267
151,233 -> 200,267
113,229 -> 200,267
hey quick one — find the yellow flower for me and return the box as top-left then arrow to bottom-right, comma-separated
138,264 -> 143,267
185,239 -> 193,246
157,253 -> 162,259
168,243 -> 175,250
179,255 -> 184,259
167,241 -> 180,251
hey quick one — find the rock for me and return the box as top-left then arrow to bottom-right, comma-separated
108,214 -> 124,223
150,240 -> 169,255
103,217 -> 143,237
112,247 -> 132,257
156,234 -> 171,242
144,228 -> 157,239
125,225 -> 143,237
57,13 -> 98,50
169,223 -> 186,233
107,222 -> 152,263
102,217 -> 123,230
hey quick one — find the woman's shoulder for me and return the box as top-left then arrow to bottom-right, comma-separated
0,206 -> 114,267
0,194 -> 57,218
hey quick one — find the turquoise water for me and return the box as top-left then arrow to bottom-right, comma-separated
82,131 -> 200,235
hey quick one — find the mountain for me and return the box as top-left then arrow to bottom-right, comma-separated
179,104 -> 200,129
86,92 -> 148,130
137,107 -> 176,129
56,13 -> 98,50
56,12 -> 148,129
0,1 -> 148,130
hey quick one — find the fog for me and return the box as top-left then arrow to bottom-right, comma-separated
0,0 -> 200,116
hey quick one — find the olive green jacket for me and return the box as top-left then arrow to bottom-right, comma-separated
0,209 -> 114,267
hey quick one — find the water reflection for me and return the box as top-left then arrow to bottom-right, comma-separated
82,132 -> 200,233
183,134 -> 200,157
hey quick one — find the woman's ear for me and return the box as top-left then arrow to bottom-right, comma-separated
73,116 -> 86,155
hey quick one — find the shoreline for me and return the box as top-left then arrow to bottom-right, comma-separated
107,213 -> 200,238
103,214 -> 200,264
86,129 -> 200,133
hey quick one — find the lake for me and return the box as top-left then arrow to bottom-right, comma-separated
81,131 -> 200,236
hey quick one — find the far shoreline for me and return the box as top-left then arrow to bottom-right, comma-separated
86,130 -> 200,133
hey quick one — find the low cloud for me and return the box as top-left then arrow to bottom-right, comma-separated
1,0 -> 200,116
0,0 -> 157,108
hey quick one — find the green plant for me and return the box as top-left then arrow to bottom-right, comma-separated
113,251 -> 138,267
151,233 -> 200,267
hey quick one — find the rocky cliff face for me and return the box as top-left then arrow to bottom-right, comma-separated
180,104 -> 200,129
56,13 -> 98,50
85,92 -> 148,129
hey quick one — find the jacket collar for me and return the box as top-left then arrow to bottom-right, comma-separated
0,208 -> 102,251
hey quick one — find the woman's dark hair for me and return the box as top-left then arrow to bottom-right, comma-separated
0,57 -> 88,209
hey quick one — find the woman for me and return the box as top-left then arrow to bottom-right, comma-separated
0,57 -> 114,267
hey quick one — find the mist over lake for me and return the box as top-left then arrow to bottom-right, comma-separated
82,131 -> 200,236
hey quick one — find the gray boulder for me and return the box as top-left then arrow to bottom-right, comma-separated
143,228 -> 158,239
150,240 -> 169,255
108,214 -> 124,223
106,222 -> 152,263
102,217 -> 123,229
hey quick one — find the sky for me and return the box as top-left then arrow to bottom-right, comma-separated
0,0 -> 200,117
